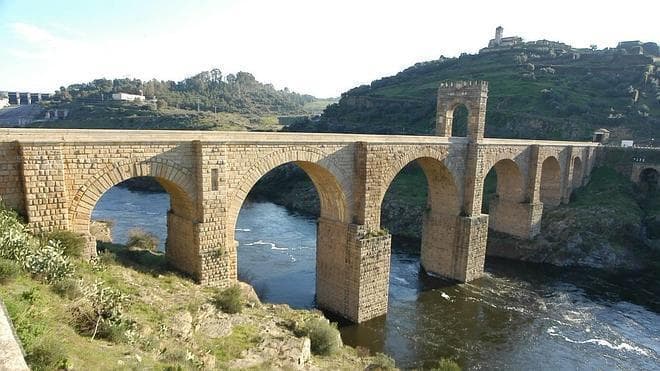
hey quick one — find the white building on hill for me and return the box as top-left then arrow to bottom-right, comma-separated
112,92 -> 145,102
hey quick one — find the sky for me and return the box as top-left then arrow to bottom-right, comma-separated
0,0 -> 658,98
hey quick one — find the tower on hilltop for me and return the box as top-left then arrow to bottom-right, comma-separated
495,26 -> 503,46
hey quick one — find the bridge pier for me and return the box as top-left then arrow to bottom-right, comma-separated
488,199 -> 542,239
316,218 -> 391,323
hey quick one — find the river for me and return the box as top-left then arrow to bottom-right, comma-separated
92,187 -> 660,370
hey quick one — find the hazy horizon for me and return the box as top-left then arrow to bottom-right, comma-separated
1,0 -> 658,97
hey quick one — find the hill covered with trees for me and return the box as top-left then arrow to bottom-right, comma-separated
54,69 -> 325,116
290,40 -> 660,141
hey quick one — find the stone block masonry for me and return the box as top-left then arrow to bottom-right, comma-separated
0,81 -> 600,323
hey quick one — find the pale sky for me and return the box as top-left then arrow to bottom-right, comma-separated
0,0 -> 658,98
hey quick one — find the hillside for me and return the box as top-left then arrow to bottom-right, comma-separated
56,69 -> 327,115
289,40 -> 660,141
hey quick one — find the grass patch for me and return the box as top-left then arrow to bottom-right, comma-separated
0,257 -> 21,283
211,324 -> 262,363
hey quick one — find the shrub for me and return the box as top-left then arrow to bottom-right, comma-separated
25,336 -> 69,371
301,318 -> 340,356
70,280 -> 129,341
126,229 -> 159,251
211,284 -> 243,314
46,230 -> 86,257
430,358 -> 461,371
0,258 -> 20,283
367,352 -> 396,370
52,278 -> 82,299
23,240 -> 73,284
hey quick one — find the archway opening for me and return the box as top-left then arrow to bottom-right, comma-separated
232,161 -> 346,309
540,156 -> 562,207
90,175 -> 196,275
380,157 -> 460,283
450,104 -> 468,137
482,159 -> 525,213
481,159 -> 525,250
640,168 -> 659,192
572,157 -> 583,189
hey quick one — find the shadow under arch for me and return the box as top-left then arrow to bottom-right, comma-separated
449,103 -> 468,137
572,157 -> 583,189
482,158 -> 528,239
69,158 -> 198,276
540,156 -> 562,207
379,155 -> 462,278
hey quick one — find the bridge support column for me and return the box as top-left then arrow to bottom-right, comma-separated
316,218 -> 391,323
454,214 -> 489,281
193,222 -> 236,286
421,212 -> 458,277
166,211 -> 200,277
18,142 -> 71,234
489,198 -> 542,239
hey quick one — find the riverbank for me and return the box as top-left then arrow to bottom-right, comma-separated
0,208 -> 395,370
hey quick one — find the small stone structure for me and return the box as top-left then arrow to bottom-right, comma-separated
0,82 -> 599,323
592,128 -> 610,143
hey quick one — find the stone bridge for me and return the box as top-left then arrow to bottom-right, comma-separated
0,81 -> 599,323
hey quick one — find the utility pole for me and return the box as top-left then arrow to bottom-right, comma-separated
197,100 -> 200,112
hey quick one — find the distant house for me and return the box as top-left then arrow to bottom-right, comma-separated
621,140 -> 634,148
112,92 -> 145,102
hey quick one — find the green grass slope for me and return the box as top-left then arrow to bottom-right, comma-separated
293,43 -> 659,141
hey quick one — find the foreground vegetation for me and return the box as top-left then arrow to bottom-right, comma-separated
0,209 -> 394,370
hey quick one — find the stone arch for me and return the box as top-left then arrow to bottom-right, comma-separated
376,147 -> 460,220
379,153 -> 461,278
540,156 -> 562,206
69,158 -> 198,273
572,157 -> 583,189
449,103 -> 469,137
227,146 -> 351,243
486,159 -> 525,203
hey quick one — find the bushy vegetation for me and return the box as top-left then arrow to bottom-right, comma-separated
430,358 -> 462,371
0,207 -> 73,284
51,69 -> 318,116
299,318 -> 341,356
212,284 -> 244,314
46,230 -> 86,257
126,228 -> 159,252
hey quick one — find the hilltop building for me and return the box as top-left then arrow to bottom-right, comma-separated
488,26 -> 522,48
112,92 -> 145,102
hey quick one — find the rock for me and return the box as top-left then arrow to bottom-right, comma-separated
195,303 -> 233,338
228,334 -> 311,370
90,220 -> 113,242
169,311 -> 193,339
237,281 -> 261,306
